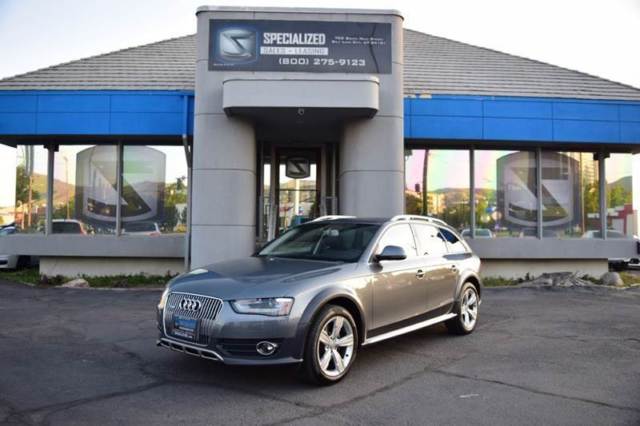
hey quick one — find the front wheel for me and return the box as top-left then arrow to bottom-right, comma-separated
446,283 -> 479,335
301,305 -> 358,385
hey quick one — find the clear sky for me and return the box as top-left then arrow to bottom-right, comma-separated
1,0 -> 639,212
1,0 -> 639,88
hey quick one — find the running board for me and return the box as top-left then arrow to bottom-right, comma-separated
362,313 -> 457,346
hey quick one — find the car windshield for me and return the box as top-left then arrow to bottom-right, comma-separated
258,222 -> 380,262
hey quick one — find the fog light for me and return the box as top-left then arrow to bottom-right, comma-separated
256,341 -> 278,356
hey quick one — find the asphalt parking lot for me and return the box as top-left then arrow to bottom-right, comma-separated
0,279 -> 639,426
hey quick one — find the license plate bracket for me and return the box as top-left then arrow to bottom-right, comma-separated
172,316 -> 199,341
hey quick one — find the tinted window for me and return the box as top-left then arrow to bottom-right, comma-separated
439,228 -> 467,254
124,222 -> 158,233
52,222 -> 82,234
376,224 -> 417,258
413,224 -> 448,256
259,222 -> 380,262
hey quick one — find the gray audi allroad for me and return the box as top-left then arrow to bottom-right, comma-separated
157,215 -> 482,385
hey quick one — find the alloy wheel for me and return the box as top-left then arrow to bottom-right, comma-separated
461,287 -> 478,330
316,315 -> 355,377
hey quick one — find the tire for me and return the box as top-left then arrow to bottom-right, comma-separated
16,256 -> 29,269
301,305 -> 358,385
446,282 -> 479,335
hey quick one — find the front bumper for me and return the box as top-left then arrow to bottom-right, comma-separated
157,300 -> 305,366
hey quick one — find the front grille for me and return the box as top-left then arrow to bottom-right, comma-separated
163,292 -> 223,345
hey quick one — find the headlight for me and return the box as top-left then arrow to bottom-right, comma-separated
157,287 -> 170,310
230,297 -> 294,316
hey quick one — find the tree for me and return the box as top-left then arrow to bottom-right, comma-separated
163,206 -> 179,231
161,176 -> 188,231
15,165 -> 39,204
405,191 -> 422,215
608,185 -> 631,209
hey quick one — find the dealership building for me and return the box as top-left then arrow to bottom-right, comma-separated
1,6 -> 639,278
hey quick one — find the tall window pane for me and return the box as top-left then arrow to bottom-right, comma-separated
14,146 -> 48,233
606,153 -> 634,238
53,145 -> 117,234
474,150 -> 538,238
0,145 -> 17,227
405,149 -> 470,232
541,152 -> 600,238
122,146 -> 188,235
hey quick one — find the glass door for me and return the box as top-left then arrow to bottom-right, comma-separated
275,149 -> 320,235
257,142 -> 337,245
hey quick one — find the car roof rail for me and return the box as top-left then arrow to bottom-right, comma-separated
311,215 -> 357,222
390,214 -> 448,226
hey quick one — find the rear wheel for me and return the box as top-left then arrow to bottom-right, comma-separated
16,256 -> 29,269
302,305 -> 358,385
446,283 -> 479,335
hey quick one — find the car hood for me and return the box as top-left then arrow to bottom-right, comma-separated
168,256 -> 348,299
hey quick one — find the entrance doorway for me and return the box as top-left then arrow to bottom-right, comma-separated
258,142 -> 338,243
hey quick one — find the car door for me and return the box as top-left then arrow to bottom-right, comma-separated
370,223 -> 425,330
412,223 -> 455,313
438,227 -> 467,305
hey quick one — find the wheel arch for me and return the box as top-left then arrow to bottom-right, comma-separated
456,271 -> 483,302
294,288 -> 367,360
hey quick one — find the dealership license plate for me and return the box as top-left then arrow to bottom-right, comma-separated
172,316 -> 199,341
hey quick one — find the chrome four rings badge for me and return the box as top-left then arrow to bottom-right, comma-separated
179,298 -> 202,312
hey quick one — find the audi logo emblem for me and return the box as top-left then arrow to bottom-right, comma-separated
179,298 -> 202,312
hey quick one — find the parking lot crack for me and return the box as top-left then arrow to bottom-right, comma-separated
429,369 -> 640,414
21,381 -> 166,426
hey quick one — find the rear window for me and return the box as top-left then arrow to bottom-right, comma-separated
439,228 -> 467,254
413,224 -> 448,256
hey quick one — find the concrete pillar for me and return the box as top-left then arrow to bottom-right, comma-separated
191,9 -> 256,268
340,116 -> 404,216
339,15 -> 404,217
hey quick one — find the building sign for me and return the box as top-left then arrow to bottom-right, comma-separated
75,146 -> 165,226
497,152 -> 580,228
285,156 -> 311,179
209,19 -> 392,73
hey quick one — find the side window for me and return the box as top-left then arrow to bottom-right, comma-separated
413,224 -> 448,256
376,224 -> 417,258
439,228 -> 467,254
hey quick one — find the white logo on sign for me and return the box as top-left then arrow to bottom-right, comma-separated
218,28 -> 256,62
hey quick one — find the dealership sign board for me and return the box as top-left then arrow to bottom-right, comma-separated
209,20 -> 392,73
75,146 -> 166,227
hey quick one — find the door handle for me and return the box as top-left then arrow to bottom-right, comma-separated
416,269 -> 425,279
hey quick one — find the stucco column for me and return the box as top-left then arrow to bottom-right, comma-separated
191,10 -> 257,268
339,15 -> 404,217
340,116 -> 404,216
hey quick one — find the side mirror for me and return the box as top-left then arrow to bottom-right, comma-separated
375,245 -> 407,262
